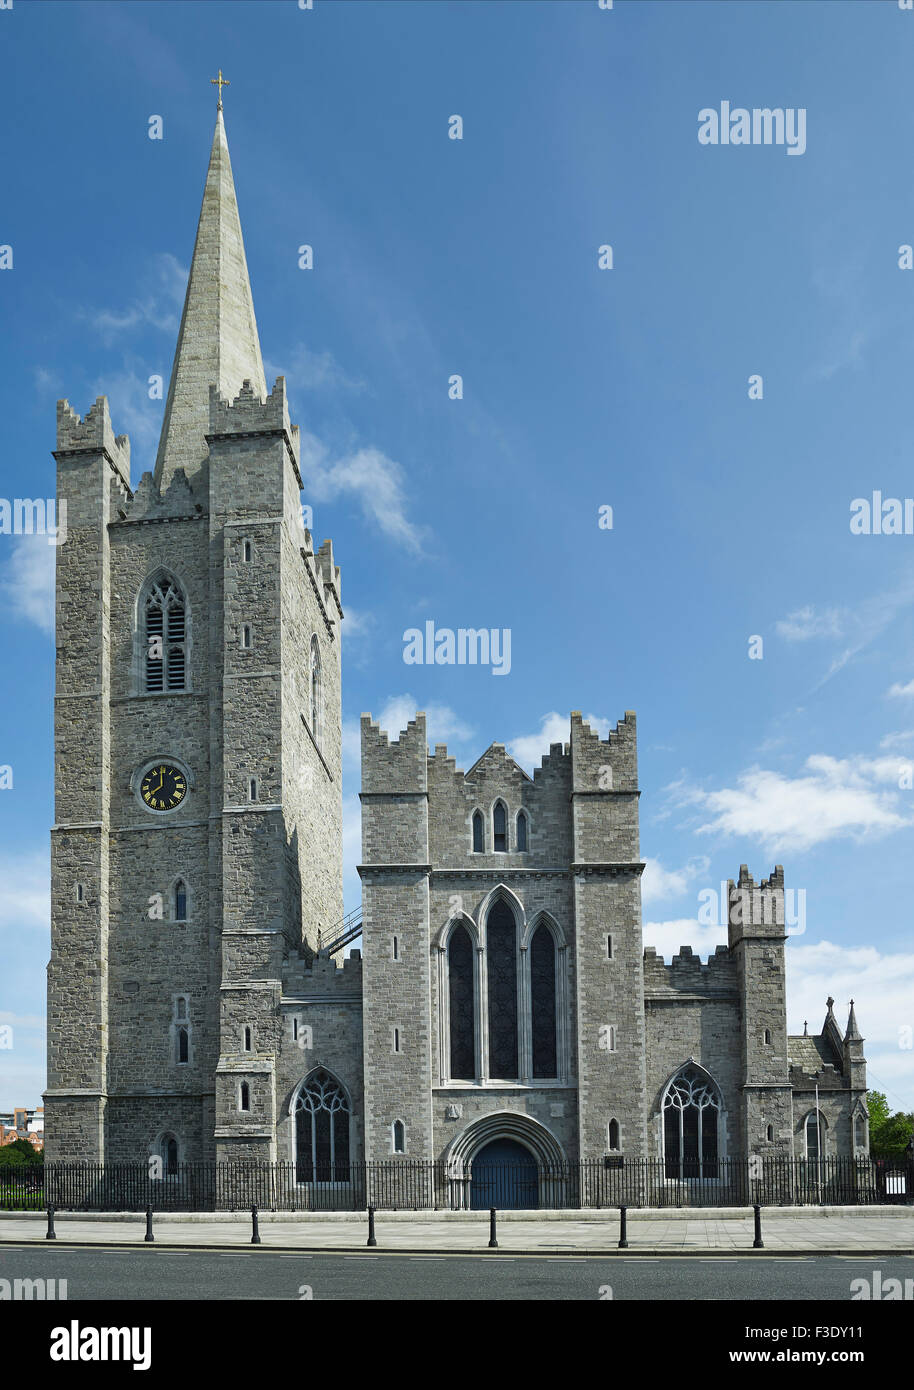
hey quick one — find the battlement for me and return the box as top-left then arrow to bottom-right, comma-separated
643,943 -> 737,995
570,710 -> 638,790
727,865 -> 786,941
56,397 -> 131,485
283,948 -> 362,998
531,741 -> 570,784
361,711 -> 428,793
301,529 -> 342,618
428,743 -> 464,786
117,467 -> 202,524
208,376 -> 290,435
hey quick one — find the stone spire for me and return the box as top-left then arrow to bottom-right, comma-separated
153,107 -> 266,489
845,999 -> 863,1042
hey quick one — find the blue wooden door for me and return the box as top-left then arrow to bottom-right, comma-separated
470,1138 -> 539,1210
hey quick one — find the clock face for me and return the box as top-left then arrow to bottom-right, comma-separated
140,763 -> 187,812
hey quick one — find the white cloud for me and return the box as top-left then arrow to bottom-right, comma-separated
341,607 -> 373,640
91,366 -> 163,462
300,432 -> 426,555
0,536 -> 54,634
775,605 -> 844,641
887,680 -> 914,699
785,940 -> 914,1110
266,345 -> 365,395
642,918 -> 727,962
84,253 -> 187,344
641,855 -> 711,907
342,695 -> 474,784
0,852 -> 50,933
375,694 -> 473,748
507,711 -> 613,773
673,753 -> 913,854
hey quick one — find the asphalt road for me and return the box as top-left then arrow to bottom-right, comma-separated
2,1245 -> 912,1300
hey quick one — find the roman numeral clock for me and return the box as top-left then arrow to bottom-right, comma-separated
134,760 -> 189,813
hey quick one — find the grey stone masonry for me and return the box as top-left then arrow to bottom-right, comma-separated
46,102 -> 867,1181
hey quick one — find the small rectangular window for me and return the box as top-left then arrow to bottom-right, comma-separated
243,540 -> 253,563
606,934 -> 613,960
393,1027 -> 401,1053
392,935 -> 399,960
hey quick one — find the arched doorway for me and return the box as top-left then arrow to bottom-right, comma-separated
470,1137 -> 539,1210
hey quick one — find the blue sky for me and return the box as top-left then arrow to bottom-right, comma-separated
2,0 -> 914,1114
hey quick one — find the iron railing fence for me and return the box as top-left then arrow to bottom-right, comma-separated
1,1155 -> 910,1213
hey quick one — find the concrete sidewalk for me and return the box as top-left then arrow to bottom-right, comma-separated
2,1207 -> 912,1255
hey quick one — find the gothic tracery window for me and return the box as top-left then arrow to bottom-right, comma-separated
472,810 -> 484,853
448,924 -> 475,1080
530,924 -> 557,1078
295,1070 -> 351,1182
662,1065 -> 721,1179
144,576 -> 187,693
486,900 -> 518,1078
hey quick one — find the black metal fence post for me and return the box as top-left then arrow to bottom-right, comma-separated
618,1204 -> 628,1249
251,1204 -> 261,1245
488,1207 -> 498,1248
753,1203 -> 764,1249
367,1205 -> 377,1247
45,1206 -> 56,1240
144,1206 -> 154,1243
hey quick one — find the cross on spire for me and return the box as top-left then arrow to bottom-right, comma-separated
211,69 -> 230,109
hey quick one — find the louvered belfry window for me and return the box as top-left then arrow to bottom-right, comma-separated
145,578 -> 187,692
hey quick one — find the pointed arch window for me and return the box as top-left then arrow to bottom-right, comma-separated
309,636 -> 322,745
393,1119 -> 406,1154
663,1065 -> 721,1179
173,879 -> 187,922
486,900 -> 518,1077
530,924 -> 557,1078
448,924 -> 475,1080
608,1119 -> 620,1151
472,811 -> 484,853
144,575 -> 187,692
493,801 -> 507,852
177,1027 -> 189,1064
295,1070 -> 351,1183
516,810 -> 528,852
161,1134 -> 179,1176
805,1110 -> 824,1163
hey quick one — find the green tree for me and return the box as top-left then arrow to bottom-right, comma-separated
868,1091 -> 914,1157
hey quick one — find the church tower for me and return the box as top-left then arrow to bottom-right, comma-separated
45,102 -> 344,1165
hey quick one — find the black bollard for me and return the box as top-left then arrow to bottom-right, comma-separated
251,1204 -> 261,1245
488,1207 -> 498,1249
367,1205 -> 377,1247
144,1206 -> 154,1243
752,1203 -> 764,1249
46,1206 -> 56,1241
618,1205 -> 629,1249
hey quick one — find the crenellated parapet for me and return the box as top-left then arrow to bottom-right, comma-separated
208,377 -> 302,485
360,712 -> 428,795
570,710 -> 638,792
727,863 -> 786,945
56,397 -> 131,489
113,466 -> 203,526
643,943 -> 737,996
282,949 -> 362,999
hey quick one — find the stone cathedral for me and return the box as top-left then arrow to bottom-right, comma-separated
44,108 -> 868,1199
